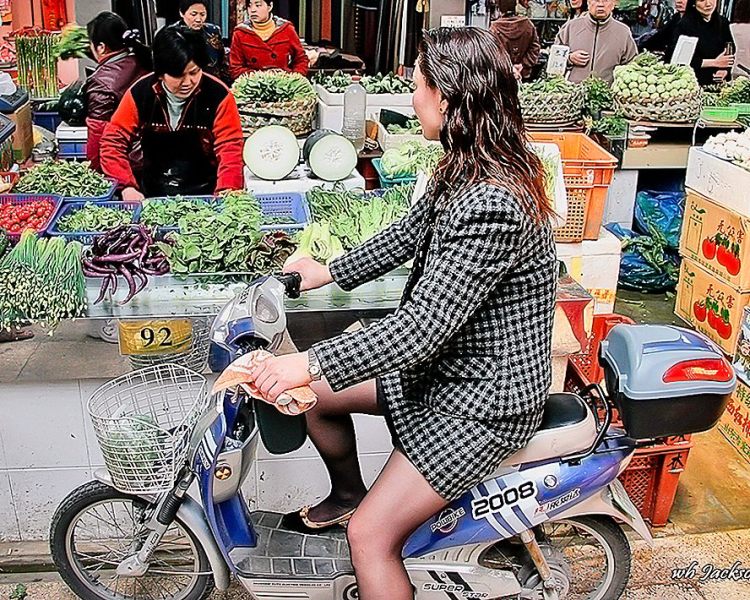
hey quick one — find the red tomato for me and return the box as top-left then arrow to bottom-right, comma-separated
717,245 -> 731,268
718,319 -> 733,340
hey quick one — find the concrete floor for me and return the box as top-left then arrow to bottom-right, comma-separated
3,526 -> 750,598
614,290 -> 750,534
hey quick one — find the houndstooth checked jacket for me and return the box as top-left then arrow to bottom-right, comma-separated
312,182 -> 557,501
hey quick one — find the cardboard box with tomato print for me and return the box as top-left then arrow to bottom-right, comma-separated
680,191 -> 749,291
675,258 -> 749,355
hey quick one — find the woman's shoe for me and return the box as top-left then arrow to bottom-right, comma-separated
281,505 -> 356,534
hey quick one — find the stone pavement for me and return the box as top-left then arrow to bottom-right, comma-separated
1,527 -> 748,599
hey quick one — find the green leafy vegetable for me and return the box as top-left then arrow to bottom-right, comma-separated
232,71 -> 315,104
313,70 -> 415,94
57,203 -> 134,232
141,196 -> 218,228
380,141 -> 444,179
288,222 -> 345,264
386,118 -> 422,134
16,160 -> 112,197
54,24 -> 89,60
306,183 -> 412,250
583,75 -> 614,116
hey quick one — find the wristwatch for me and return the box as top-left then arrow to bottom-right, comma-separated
307,348 -> 323,381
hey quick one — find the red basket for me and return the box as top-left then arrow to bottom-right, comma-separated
569,313 -> 635,385
0,194 -> 64,240
618,441 -> 693,527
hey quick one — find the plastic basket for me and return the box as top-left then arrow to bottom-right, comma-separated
127,317 -> 213,373
372,158 -> 418,189
701,106 -> 740,123
88,364 -> 210,494
257,192 -> 311,231
47,201 -> 142,245
0,194 -> 64,240
618,441 -> 693,527
528,132 -> 617,241
32,110 -> 62,133
61,177 -> 118,204
569,313 -> 635,386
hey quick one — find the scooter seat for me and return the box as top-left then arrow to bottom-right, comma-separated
495,393 -> 597,469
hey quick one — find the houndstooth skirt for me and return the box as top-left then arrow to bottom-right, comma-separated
376,372 -> 545,502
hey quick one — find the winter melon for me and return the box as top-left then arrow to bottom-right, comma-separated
244,125 -> 300,181
303,129 -> 357,182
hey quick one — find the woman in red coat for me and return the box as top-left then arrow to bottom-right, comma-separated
229,0 -> 308,79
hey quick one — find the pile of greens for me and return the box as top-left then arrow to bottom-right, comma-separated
313,71 -> 415,94
583,75 -> 614,116
380,141 -> 444,179
386,118 -> 422,134
16,160 -> 112,197
590,115 -> 628,138
54,24 -> 89,60
287,222 -> 345,264
140,197 -> 218,228
306,184 -> 412,250
232,71 -> 316,104
57,203 -> 135,232
156,190 -> 296,278
0,231 -> 86,331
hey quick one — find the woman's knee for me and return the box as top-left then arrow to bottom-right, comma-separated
346,510 -> 401,563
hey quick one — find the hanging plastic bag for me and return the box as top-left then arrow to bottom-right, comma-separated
606,222 -> 680,293
634,190 -> 685,250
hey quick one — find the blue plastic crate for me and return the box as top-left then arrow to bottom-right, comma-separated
62,178 -> 118,204
0,194 -> 64,240
372,158 -> 417,188
47,201 -> 142,245
57,140 -> 88,159
140,195 -> 221,237
32,111 -> 62,133
257,192 -> 311,232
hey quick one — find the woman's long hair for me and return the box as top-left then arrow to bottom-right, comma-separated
685,0 -> 721,26
418,27 -> 553,225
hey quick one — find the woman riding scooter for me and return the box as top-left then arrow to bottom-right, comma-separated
248,27 -> 557,600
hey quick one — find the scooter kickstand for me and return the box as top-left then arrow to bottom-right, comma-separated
519,529 -> 561,600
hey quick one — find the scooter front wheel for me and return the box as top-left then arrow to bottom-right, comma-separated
50,480 -> 214,600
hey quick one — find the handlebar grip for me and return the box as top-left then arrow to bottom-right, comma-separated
275,272 -> 302,299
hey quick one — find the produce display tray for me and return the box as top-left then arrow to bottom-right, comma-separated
372,158 -> 417,188
47,201 -> 142,245
61,177 -> 118,204
258,192 -> 311,232
0,193 -> 63,240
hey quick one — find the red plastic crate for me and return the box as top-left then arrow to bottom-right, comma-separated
569,313 -> 635,385
618,441 -> 693,527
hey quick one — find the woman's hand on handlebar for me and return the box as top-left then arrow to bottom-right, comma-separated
283,257 -> 333,291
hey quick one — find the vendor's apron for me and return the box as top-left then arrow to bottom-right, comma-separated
140,100 -> 218,197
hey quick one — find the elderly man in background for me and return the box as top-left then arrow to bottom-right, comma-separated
555,0 -> 638,82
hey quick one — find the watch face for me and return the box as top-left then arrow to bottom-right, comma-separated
310,364 -> 321,375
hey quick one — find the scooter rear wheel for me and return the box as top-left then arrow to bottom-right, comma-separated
50,480 -> 214,600
481,515 -> 630,600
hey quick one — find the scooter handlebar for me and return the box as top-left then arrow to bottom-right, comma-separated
275,272 -> 302,299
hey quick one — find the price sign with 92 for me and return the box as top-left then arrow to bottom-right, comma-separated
118,319 -> 193,355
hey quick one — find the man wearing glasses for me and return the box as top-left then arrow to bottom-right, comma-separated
555,0 -> 638,83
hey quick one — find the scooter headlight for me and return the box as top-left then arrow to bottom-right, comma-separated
254,293 -> 279,324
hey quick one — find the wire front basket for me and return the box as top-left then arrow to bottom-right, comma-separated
88,365 -> 210,494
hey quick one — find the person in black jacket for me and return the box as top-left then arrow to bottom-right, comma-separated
672,0 -> 735,85
641,0 -> 686,56
169,0 -> 230,84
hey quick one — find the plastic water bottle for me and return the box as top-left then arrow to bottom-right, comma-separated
342,76 -> 366,152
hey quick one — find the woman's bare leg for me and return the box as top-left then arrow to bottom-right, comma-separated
347,450 -> 449,599
304,378 -> 380,522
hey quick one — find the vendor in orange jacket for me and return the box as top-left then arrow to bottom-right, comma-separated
229,0 -> 308,79
101,27 -> 244,200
